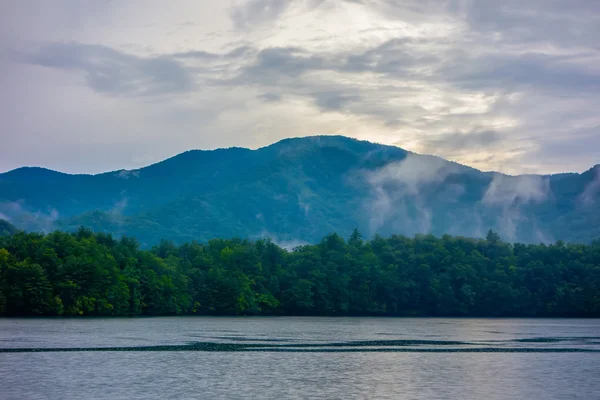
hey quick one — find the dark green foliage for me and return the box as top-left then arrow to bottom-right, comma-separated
1,228 -> 599,317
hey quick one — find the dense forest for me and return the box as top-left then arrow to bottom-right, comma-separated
1,226 -> 599,317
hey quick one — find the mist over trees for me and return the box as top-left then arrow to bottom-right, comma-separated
1,227 -> 599,317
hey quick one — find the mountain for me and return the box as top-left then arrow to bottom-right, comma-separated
0,219 -> 19,236
0,135 -> 598,246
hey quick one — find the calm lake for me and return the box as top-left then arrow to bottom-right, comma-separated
1,317 -> 599,399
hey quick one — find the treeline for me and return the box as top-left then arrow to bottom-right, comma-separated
0,227 -> 599,317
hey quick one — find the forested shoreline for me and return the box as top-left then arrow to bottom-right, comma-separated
1,227 -> 599,317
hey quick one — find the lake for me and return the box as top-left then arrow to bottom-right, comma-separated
1,317 -> 599,399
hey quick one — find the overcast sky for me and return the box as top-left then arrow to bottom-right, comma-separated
1,0 -> 599,175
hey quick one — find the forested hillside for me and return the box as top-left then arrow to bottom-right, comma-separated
1,228 -> 599,317
1,136 -> 599,246
0,220 -> 18,237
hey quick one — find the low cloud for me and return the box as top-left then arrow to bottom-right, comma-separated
482,174 -> 549,207
255,229 -> 309,251
0,200 -> 59,233
367,154 -> 458,195
107,197 -> 128,224
297,193 -> 311,217
364,153 -> 460,235
482,174 -> 550,241
117,169 -> 140,179
579,166 -> 600,207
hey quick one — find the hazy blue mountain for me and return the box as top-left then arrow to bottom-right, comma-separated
0,219 -> 18,236
0,136 -> 598,246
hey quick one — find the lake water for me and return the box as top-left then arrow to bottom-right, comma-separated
1,317 -> 599,399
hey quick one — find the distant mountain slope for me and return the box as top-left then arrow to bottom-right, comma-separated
0,136 -> 598,246
0,219 -> 19,236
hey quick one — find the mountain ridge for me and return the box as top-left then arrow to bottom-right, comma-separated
1,135 -> 598,246
3,135 -> 597,177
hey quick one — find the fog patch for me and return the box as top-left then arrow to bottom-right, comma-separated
297,194 -> 311,217
0,200 -> 59,233
117,169 -> 140,179
579,166 -> 600,207
483,174 -> 548,206
273,193 -> 287,201
363,154 -> 460,235
535,226 -> 554,244
471,211 -> 485,238
255,230 -> 309,251
107,197 -> 128,224
482,174 -> 550,241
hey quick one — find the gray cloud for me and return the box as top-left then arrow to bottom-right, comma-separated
230,0 -> 329,31
361,0 -> 600,51
171,50 -> 220,60
225,41 -> 436,122
1,0 -> 599,175
226,33 -> 598,123
239,47 -> 327,83
419,130 -> 504,152
257,92 -> 282,102
215,3 -> 599,173
341,38 -> 440,75
232,38 -> 435,85
173,45 -> 254,60
457,0 -> 600,50
17,42 -> 195,97
534,127 -> 600,163
443,52 -> 600,94
230,0 -> 292,30
311,90 -> 362,111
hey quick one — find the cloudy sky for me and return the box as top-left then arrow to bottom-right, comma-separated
1,0 -> 599,175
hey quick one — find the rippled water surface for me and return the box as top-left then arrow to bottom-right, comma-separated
1,317 -> 599,399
